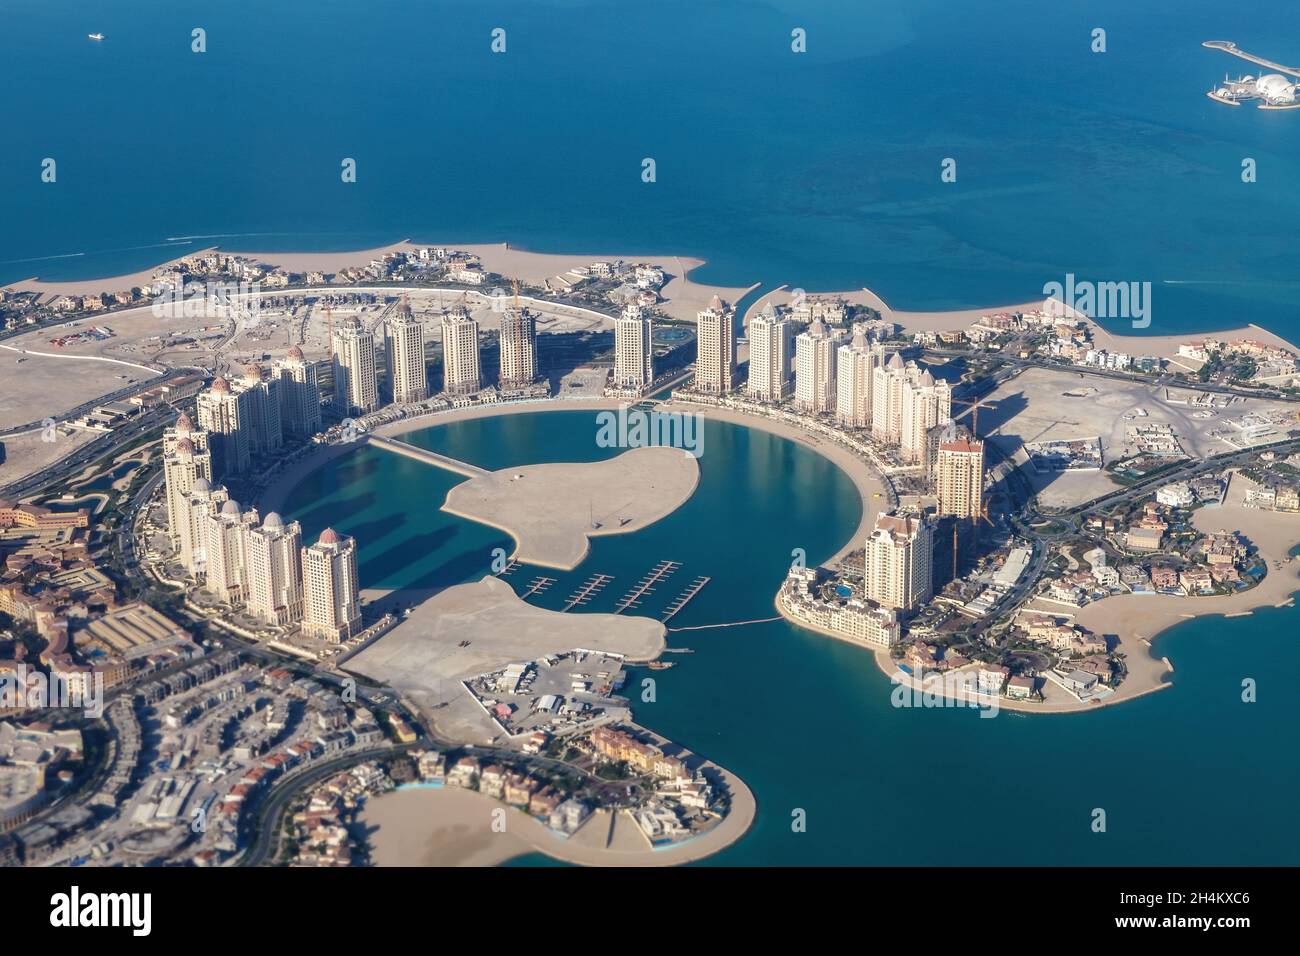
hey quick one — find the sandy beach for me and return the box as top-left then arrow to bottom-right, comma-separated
743,287 -> 1300,360
359,759 -> 755,867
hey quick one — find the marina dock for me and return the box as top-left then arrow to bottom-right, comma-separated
661,576 -> 710,621
562,573 -> 614,611
614,560 -> 680,614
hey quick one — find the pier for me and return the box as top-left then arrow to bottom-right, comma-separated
1203,41 -> 1300,80
614,560 -> 680,614
561,573 -> 614,612
366,434 -> 491,479
661,576 -> 711,622
520,575 -> 556,599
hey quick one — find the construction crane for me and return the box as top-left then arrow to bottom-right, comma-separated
324,303 -> 334,358
952,395 -> 998,437
512,277 -> 521,313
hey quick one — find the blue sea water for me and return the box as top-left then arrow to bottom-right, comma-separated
4,0 -> 1300,341
283,412 -> 1300,865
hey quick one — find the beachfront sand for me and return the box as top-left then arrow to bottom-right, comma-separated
442,444 -> 700,571
743,287 -> 1300,360
359,759 -> 756,867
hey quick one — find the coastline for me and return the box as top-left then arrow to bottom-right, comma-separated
263,396 -> 1299,718
10,239 -> 1298,358
359,749 -> 755,867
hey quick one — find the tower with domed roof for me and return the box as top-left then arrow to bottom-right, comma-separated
794,316 -> 844,414
274,345 -> 323,437
245,511 -> 304,626
196,375 -> 252,477
745,302 -> 795,402
301,527 -> 361,642
836,325 -> 882,430
162,414 -> 214,546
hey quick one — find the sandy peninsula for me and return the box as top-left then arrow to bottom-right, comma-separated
359,752 -> 755,867
879,471 -> 1300,716
344,575 -> 665,742
441,444 -> 700,571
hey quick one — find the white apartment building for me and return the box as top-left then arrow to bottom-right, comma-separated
694,296 -> 735,394
793,318 -> 840,414
440,306 -> 482,396
301,528 -> 362,642
385,307 -> 429,404
331,317 -> 379,415
746,307 -> 795,402
613,304 -> 654,392
245,512 -> 304,627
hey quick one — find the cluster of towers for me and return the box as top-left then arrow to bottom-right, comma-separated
331,298 -> 540,408
161,414 -> 362,641
726,302 -> 989,616
192,296 -> 544,481
862,437 -> 987,613
743,306 -> 954,466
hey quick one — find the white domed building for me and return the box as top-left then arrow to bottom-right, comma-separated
1255,73 -> 1297,104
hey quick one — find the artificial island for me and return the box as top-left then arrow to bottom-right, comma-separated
2,241 -> 1300,867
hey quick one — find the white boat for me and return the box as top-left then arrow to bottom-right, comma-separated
88,33 -> 104,41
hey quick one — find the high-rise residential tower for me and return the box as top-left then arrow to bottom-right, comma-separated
440,305 -> 482,396
245,512 -> 304,626
694,295 -> 735,394
237,364 -> 283,456
865,511 -> 935,612
613,304 -> 654,392
746,306 -> 795,402
794,318 -> 839,414
499,307 -> 538,388
331,316 -> 379,415
196,377 -> 252,478
935,437 -> 985,520
384,305 -> 429,404
275,346 -> 322,437
162,427 -> 213,547
835,327 -> 879,429
301,528 -> 362,642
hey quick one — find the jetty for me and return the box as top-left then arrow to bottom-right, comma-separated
562,573 -> 614,612
661,576 -> 711,622
366,434 -> 490,479
614,560 -> 680,614
1203,41 -> 1300,80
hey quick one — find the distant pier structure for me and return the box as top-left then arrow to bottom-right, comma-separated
1203,41 -> 1300,110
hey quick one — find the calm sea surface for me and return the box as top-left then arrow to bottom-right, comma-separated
4,0 -> 1300,341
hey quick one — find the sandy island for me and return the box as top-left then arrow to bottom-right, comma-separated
442,444 -> 700,571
